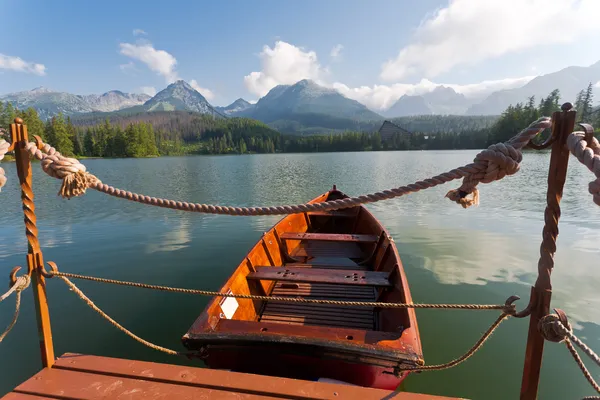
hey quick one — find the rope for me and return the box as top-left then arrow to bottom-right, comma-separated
0,132 -> 9,191
47,270 -> 517,312
0,275 -> 30,343
539,313 -> 600,397
567,131 -> 600,206
50,269 -> 512,374
55,275 -> 192,356
21,118 -> 552,213
405,313 -> 509,372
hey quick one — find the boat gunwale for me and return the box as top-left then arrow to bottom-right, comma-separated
183,187 -> 423,366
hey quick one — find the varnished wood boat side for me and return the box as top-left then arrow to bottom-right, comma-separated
182,188 -> 423,388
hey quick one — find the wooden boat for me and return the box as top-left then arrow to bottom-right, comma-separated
182,186 -> 423,390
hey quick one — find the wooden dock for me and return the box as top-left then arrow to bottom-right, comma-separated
2,353 -> 461,399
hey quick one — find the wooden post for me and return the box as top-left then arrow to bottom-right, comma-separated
519,104 -> 576,399
10,118 -> 55,368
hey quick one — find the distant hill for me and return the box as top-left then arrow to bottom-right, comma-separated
384,86 -> 473,117
215,98 -> 253,115
467,61 -> 600,115
0,87 -> 150,119
227,79 -> 383,133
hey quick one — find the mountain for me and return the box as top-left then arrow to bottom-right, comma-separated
141,80 -> 218,114
384,86 -> 471,117
215,98 -> 254,115
0,87 -> 150,119
245,79 -> 383,123
467,61 -> 600,115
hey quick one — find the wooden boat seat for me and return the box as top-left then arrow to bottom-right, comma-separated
248,267 -> 392,287
280,232 -> 378,243
307,210 -> 358,218
291,242 -> 365,258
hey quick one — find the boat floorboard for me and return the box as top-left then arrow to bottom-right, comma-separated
1,353 -> 460,399
261,237 -> 378,330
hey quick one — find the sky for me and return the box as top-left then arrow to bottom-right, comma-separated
1,0 -> 600,110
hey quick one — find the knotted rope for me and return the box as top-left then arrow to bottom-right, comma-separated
539,312 -> 600,397
19,117 -> 552,213
567,131 -> 600,206
0,275 -> 31,343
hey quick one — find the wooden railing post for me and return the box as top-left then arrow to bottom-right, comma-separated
519,104 -> 576,399
10,117 -> 55,368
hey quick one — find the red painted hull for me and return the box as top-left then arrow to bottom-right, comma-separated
202,348 -> 410,390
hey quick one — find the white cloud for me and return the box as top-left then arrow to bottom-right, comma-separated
0,53 -> 46,75
119,42 -> 179,83
190,79 -> 215,101
332,75 -> 535,111
119,41 -> 214,99
119,61 -> 136,73
133,29 -> 147,36
244,41 -> 326,97
139,86 -> 156,97
330,44 -> 344,59
243,40 -> 535,111
595,81 -> 600,88
381,0 -> 600,81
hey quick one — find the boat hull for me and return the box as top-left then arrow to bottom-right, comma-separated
203,347 -> 409,390
183,187 -> 423,390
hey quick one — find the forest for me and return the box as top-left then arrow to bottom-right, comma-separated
0,83 -> 598,158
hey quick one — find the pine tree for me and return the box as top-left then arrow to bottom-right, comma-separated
83,129 -> 95,156
21,108 -> 44,140
580,82 -> 594,123
52,114 -> 74,156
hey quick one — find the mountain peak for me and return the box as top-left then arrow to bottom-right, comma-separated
143,80 -> 214,114
31,86 -> 52,93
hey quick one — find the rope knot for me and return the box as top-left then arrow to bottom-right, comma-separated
539,313 -> 571,343
12,275 -> 31,293
445,117 -> 551,209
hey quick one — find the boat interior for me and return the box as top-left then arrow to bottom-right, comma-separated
183,187 -> 422,368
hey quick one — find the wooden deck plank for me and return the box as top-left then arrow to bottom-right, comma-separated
281,232 -> 378,243
248,267 -> 391,287
2,353 -> 461,400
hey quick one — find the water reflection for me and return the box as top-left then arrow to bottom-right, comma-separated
1,151 -> 599,399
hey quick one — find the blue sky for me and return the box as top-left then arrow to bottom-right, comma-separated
1,0 -> 599,109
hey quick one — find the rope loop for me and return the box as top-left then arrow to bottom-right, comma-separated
567,127 -> 600,206
445,117 -> 551,208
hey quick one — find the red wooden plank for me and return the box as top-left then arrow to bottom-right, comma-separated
0,353 -> 461,399
281,232 -> 378,243
248,267 -> 391,287
12,368 -> 273,399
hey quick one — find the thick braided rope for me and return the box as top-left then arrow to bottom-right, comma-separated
539,314 -> 600,395
48,270 -> 516,312
0,130 -> 9,191
567,131 -> 600,206
0,275 -> 30,343
56,275 -> 189,356
24,118 -> 551,213
405,313 -> 509,372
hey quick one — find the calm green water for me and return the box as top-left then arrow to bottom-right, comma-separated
1,151 -> 599,399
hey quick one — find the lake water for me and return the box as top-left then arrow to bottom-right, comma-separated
0,150 -> 599,399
